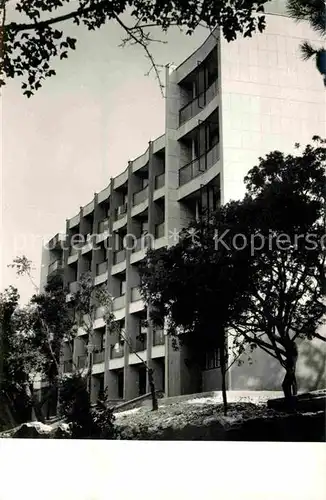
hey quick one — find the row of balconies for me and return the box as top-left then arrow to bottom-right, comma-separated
67,284 -> 143,307
114,172 -> 165,221
63,329 -> 164,372
60,222 -> 165,276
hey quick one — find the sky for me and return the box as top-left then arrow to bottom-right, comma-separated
1,4 -> 207,303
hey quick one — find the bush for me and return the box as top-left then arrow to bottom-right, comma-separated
59,373 -> 116,439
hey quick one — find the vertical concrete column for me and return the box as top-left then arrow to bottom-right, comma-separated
123,161 -> 139,400
104,180 -> 117,397
164,64 -> 185,397
63,219 -> 70,288
145,141 -> 155,392
77,207 -> 85,281
216,38 -> 225,206
39,243 -> 51,292
91,193 -> 100,280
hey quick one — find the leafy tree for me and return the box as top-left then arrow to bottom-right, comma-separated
287,0 -> 326,85
0,286 -> 41,428
1,0 -> 267,95
140,137 -> 326,407
230,137 -> 326,401
139,201 -> 255,414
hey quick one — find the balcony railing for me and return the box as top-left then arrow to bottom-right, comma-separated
114,249 -> 126,265
155,222 -> 165,239
179,79 -> 218,125
153,329 -> 165,346
179,143 -> 219,186
48,259 -> 62,274
131,287 -> 142,302
154,173 -> 165,190
69,281 -> 78,294
77,354 -> 87,369
98,218 -> 109,234
93,351 -> 105,364
132,236 -> 149,253
63,359 -> 73,373
113,295 -> 125,311
132,186 -> 149,206
110,344 -> 124,359
96,261 -> 108,276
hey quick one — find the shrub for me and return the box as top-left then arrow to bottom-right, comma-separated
59,373 -> 116,439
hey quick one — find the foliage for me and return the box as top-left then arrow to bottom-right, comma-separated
287,0 -> 326,85
140,137 -> 326,402
59,373 -> 116,439
1,0 -> 267,95
0,286 -> 37,426
230,137 -> 326,399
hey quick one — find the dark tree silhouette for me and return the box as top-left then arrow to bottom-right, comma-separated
0,0 -> 267,95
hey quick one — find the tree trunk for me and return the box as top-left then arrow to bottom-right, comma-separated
148,368 -> 158,411
282,342 -> 298,410
220,332 -> 228,416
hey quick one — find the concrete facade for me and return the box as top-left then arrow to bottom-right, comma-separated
40,6 -> 326,402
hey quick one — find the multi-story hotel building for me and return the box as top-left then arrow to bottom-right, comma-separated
40,1 -> 325,403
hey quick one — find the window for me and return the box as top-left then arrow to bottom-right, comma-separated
192,78 -> 198,99
141,221 -> 148,235
120,280 -> 127,296
205,119 -> 219,150
98,375 -> 105,400
100,333 -> 106,351
193,136 -> 200,159
115,232 -> 125,251
205,349 -> 219,370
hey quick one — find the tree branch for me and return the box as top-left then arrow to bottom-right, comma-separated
6,1 -> 105,32
114,14 -> 165,97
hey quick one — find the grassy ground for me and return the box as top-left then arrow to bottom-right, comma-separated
115,391 -> 325,441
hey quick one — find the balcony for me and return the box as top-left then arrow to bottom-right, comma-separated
63,359 -> 73,373
153,329 -> 165,346
113,295 -> 125,311
179,79 -> 218,126
179,143 -> 219,186
110,344 -> 124,359
98,218 -> 109,234
77,354 -> 87,369
132,186 -> 148,206
155,222 -> 165,239
132,236 -> 149,253
69,245 -> 80,256
93,351 -> 105,364
131,287 -> 142,302
69,281 -> 78,294
95,306 -> 106,319
96,261 -> 108,276
154,173 -> 165,190
48,259 -> 62,275
114,249 -> 126,265
134,334 -> 147,352
115,203 -> 127,221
